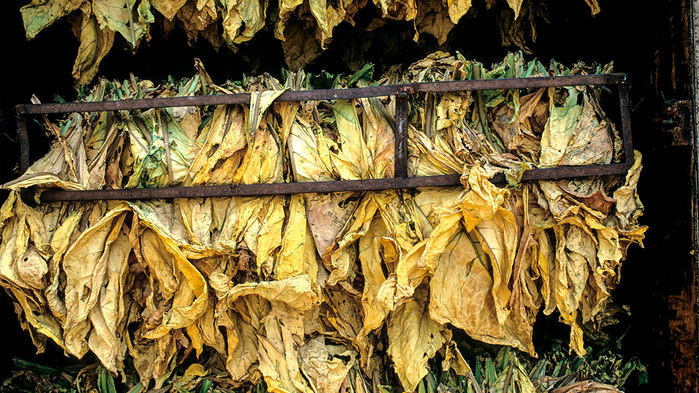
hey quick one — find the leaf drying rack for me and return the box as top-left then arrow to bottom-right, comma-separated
15,73 -> 633,203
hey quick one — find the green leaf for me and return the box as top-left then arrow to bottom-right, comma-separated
347,63 -> 374,86
198,379 -> 213,393
12,357 -> 61,375
19,0 -> 84,39
97,365 -> 117,393
126,383 -> 144,393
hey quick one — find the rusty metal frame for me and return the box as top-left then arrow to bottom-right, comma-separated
14,73 -> 633,202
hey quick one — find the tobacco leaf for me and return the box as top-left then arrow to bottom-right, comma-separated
387,286 -> 445,392
0,54 -> 647,392
299,337 -> 356,393
71,5 -> 116,87
93,0 -> 150,48
20,0 -> 86,39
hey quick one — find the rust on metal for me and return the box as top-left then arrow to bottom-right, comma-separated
38,162 -> 631,202
19,73 -> 627,115
656,99 -> 693,147
17,115 -> 29,173
394,95 -> 409,178
39,176 -> 463,202
617,80 -> 635,164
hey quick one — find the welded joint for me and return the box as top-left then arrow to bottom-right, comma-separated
396,85 -> 415,96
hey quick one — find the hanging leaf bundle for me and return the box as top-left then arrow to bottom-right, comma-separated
19,0 -> 601,85
0,52 -> 645,392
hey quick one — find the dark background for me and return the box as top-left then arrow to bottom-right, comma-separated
0,0 -> 696,391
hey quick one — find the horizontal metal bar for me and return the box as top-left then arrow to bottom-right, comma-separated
516,162 -> 632,182
19,73 -> 627,115
39,176 -> 462,201
38,163 -> 631,202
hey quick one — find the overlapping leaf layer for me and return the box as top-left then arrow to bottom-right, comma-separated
0,52 -> 645,392
20,0 -> 600,85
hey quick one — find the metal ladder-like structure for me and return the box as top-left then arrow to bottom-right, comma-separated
15,73 -> 633,203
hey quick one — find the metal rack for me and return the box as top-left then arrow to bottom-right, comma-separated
14,73 -> 633,203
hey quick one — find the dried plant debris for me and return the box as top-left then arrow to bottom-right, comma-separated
0,52 -> 646,392
20,0 -> 600,85
1,342 -> 646,393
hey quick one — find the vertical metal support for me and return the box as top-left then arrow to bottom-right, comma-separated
395,94 -> 409,178
691,0 -> 699,381
618,81 -> 634,165
16,106 -> 29,173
